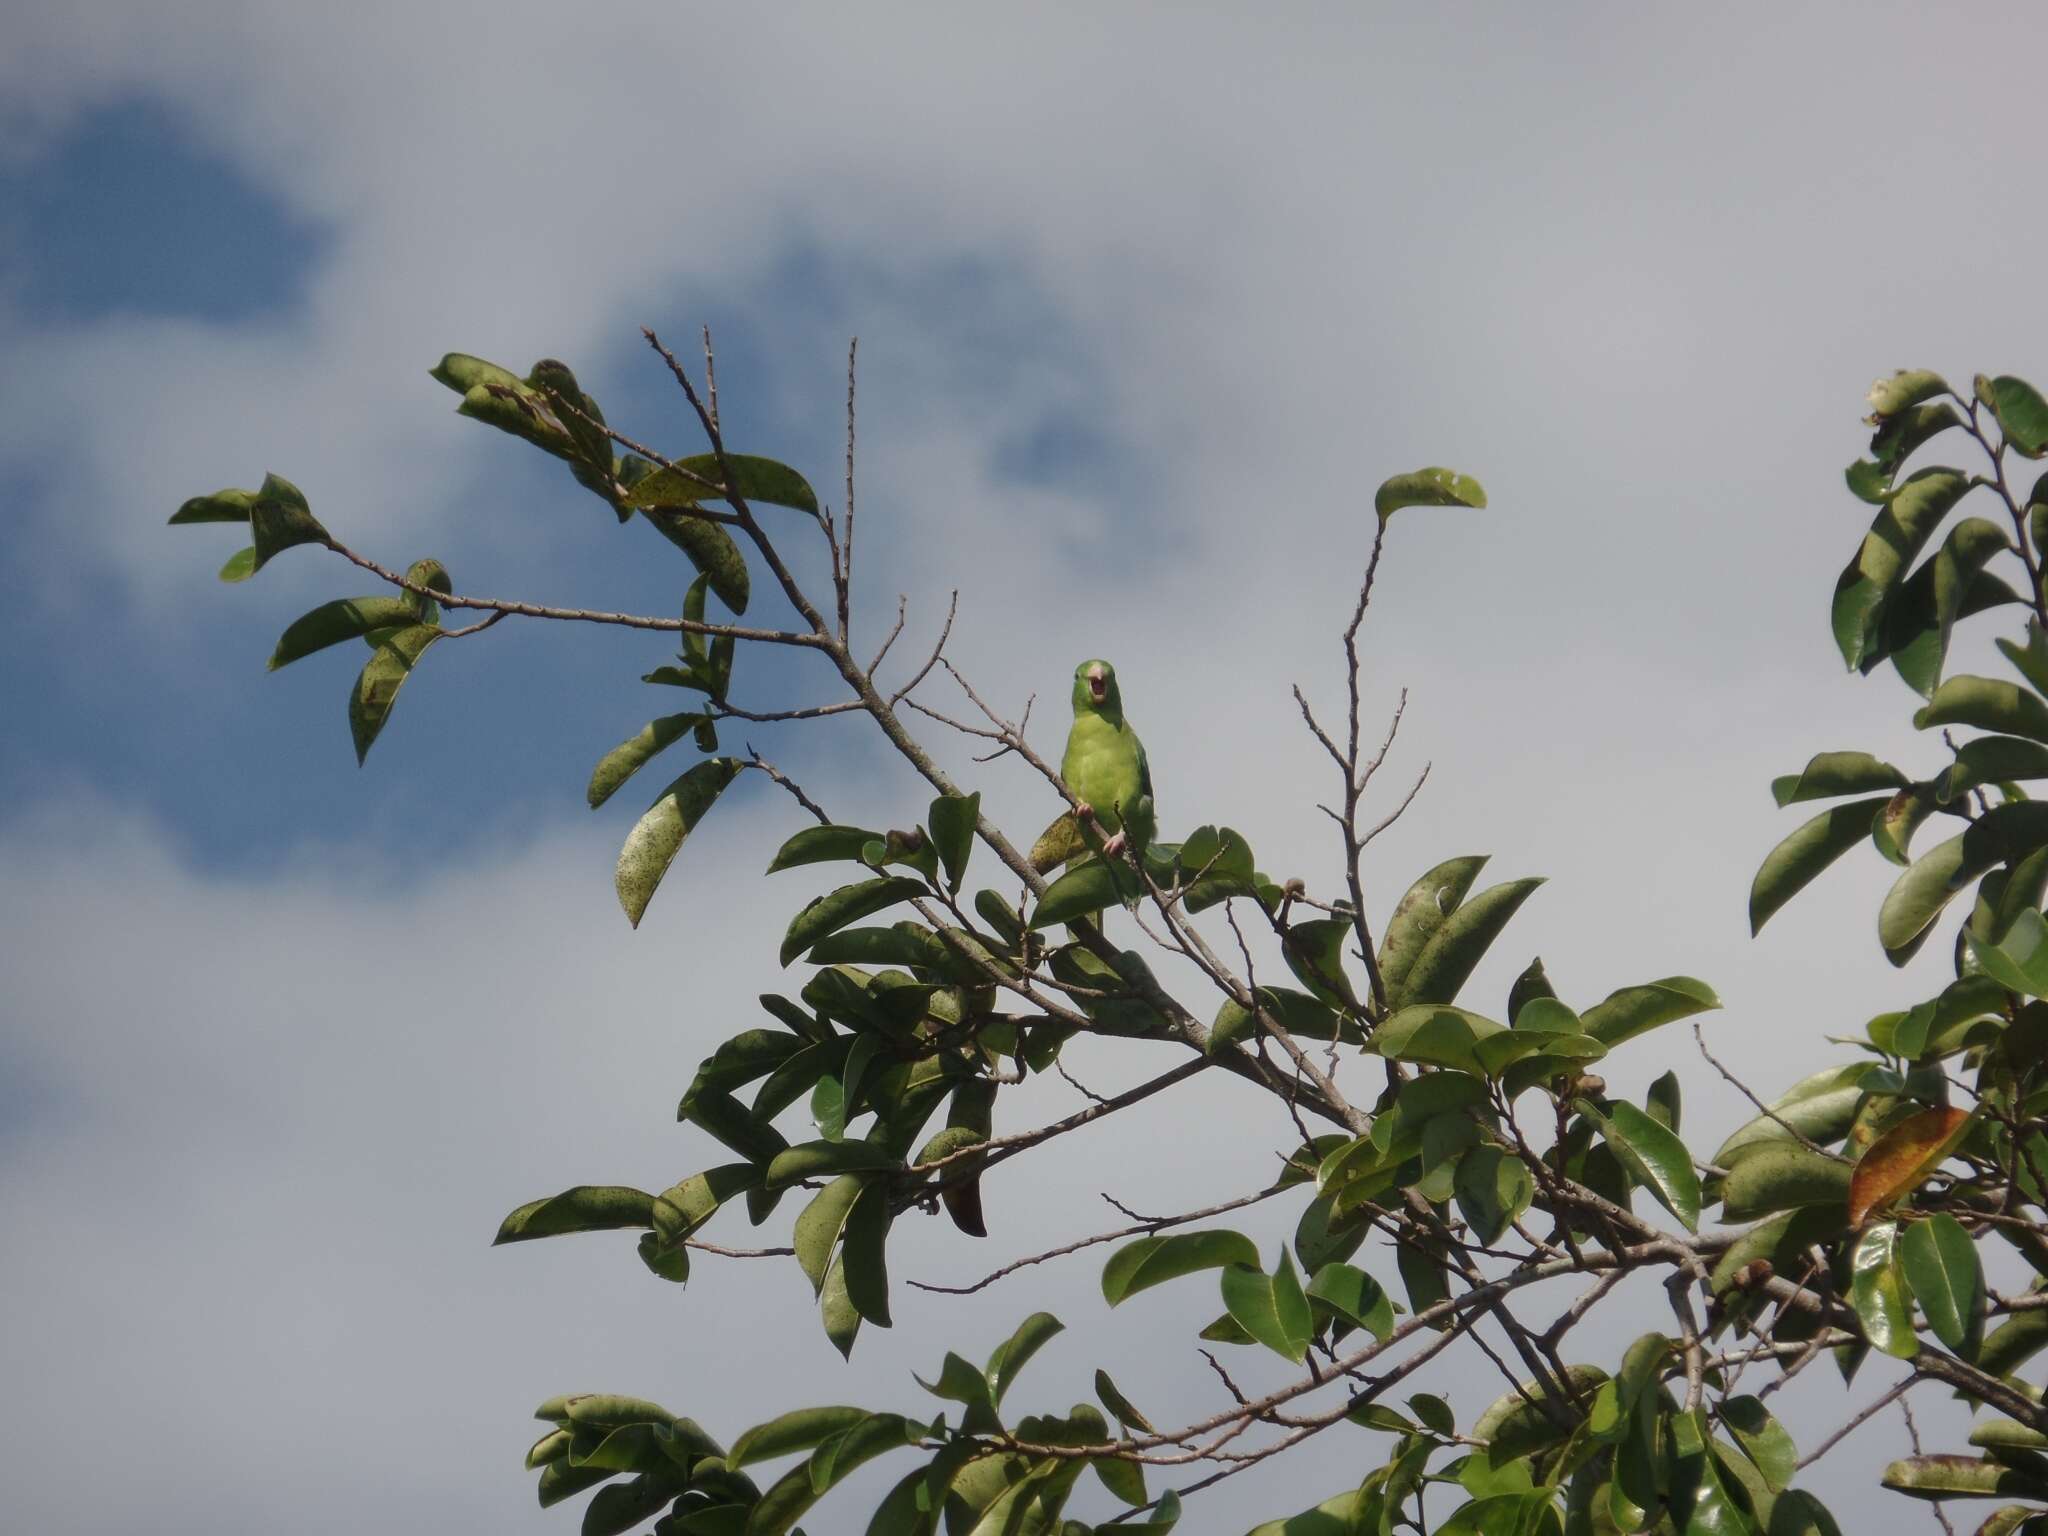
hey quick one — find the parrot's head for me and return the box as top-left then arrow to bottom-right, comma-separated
1073,658 -> 1122,719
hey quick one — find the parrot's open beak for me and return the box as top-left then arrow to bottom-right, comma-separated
1087,666 -> 1107,704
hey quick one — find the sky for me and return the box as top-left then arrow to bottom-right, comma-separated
4,3 -> 2047,1532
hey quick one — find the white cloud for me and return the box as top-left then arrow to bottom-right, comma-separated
5,2 -> 2046,1529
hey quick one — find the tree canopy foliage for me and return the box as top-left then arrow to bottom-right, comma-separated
176,335 -> 2048,1535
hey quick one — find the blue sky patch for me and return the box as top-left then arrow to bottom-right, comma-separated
0,97 -> 324,326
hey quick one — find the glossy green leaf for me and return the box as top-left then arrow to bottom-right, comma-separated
621,453 -> 821,516
614,757 -> 743,927
1879,801 -> 2048,960
1579,975 -> 1721,1048
640,507 -> 752,615
765,1139 -> 901,1190
170,485 -> 257,524
728,1405 -> 870,1470
1455,1145 -> 1534,1246
1939,735 -> 2048,805
348,622 -> 441,764
840,1178 -> 893,1328
1094,1370 -> 1156,1434
1305,1262 -> 1394,1341
270,596 -> 420,671
780,878 -> 930,966
1374,466 -> 1486,519
927,792 -> 980,894
1899,1212 -> 1983,1355
1886,519 -> 2016,695
793,1174 -> 865,1295
1868,369 -> 1953,420
1032,855 -> 1146,929
1398,877 -> 1545,1008
1985,375 -> 2048,457
1917,674 -> 2048,743
767,824 -> 888,875
247,472 -> 329,572
495,1185 -> 654,1243
678,1086 -> 788,1164
1882,1454 -> 2048,1501
1372,1003 -> 1504,1075
985,1312 -> 1064,1407
1279,915 -> 1361,1008
1220,1249 -> 1314,1362
1378,854 -> 1488,1005
1101,1229 -> 1260,1306
1997,619 -> 2048,699
1718,1142 -> 1853,1222
588,713 -> 709,809
1831,468 -> 1972,670
1850,1221 -> 1918,1359
1750,797 -> 1889,933
1770,751 -> 1909,807
1712,1063 -> 1878,1165
1969,908 -> 2048,996
1720,1395 -> 1796,1493
1583,1099 -> 1700,1232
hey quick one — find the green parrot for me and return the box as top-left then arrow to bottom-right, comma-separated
1031,658 -> 1154,871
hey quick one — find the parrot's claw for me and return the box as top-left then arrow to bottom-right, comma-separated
1074,800 -> 1096,825
1101,830 -> 1127,858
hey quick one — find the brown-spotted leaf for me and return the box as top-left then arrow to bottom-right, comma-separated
1847,1107 -> 1972,1226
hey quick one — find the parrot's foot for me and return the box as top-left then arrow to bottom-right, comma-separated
1074,800 -> 1096,824
1101,830 -> 1128,858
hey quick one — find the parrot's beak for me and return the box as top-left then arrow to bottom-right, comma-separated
1087,667 -> 1107,704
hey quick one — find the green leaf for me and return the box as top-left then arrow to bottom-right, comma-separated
1882,1455 -> 2048,1501
680,1086 -> 789,1165
1850,1220 -> 1918,1359
1985,375 -> 2048,457
1886,518 -> 2016,696
781,878 -> 931,966
170,485 -> 257,524
269,596 -> 421,671
1750,798 -> 1889,934
495,1185 -> 654,1243
621,453 -> 821,516
1453,1145 -> 1533,1246
1371,1003 -> 1504,1075
1899,1212 -> 1983,1355
1397,878 -> 1545,1008
1219,1249 -> 1314,1362
1938,735 -> 2048,805
640,507 -> 752,615
1917,674 -> 2048,743
1375,466 -> 1487,519
793,1174 -> 865,1295
247,472 -> 329,572
1997,619 -> 2048,699
1378,855 -> 1488,1005
1969,907 -> 2048,996
1579,976 -> 1721,1049
1879,801 -> 2048,961
728,1405 -> 870,1470
767,824 -> 887,874
986,1312 -> 1064,1407
1720,1396 -> 1796,1493
1095,1370 -> 1156,1434
1712,1063 -> 1877,1165
349,623 -> 441,764
841,1177 -> 893,1327
1770,751 -> 1909,806
1582,1099 -> 1700,1232
614,758 -> 743,927
916,1351 -> 999,1435
216,546 -> 258,582
927,792 -> 980,894
1867,369 -> 1952,420
766,1139 -> 901,1190
1718,1142 -> 1853,1223
1279,915 -> 1361,1008
588,714 -> 709,809
1101,1229 -> 1261,1306
1304,1262 -> 1394,1341
1831,468 -> 1972,671
1032,856 -> 1145,929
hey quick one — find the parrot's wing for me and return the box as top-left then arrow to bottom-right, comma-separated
1135,731 -> 1153,802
